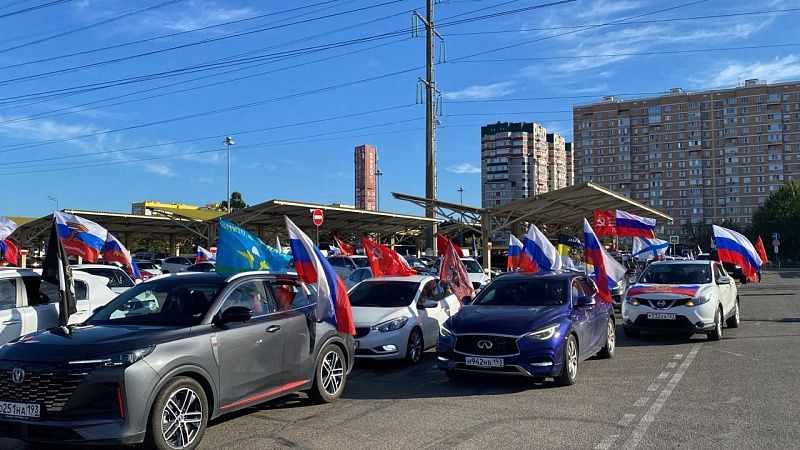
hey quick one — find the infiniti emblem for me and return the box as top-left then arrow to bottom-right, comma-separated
11,368 -> 25,385
656,300 -> 666,308
477,339 -> 494,349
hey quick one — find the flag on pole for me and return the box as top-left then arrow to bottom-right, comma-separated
286,216 -> 355,335
195,246 -> 215,263
713,225 -> 762,281
519,224 -> 562,272
101,233 -> 141,280
42,218 -> 76,326
632,237 -> 669,261
754,236 -> 768,265
362,237 -> 417,277
592,210 -> 617,236
507,234 -> 523,271
0,216 -> 17,241
0,239 -> 18,266
216,219 -> 290,274
438,234 -> 475,303
437,234 -> 463,257
275,236 -> 283,253
583,219 -> 627,303
333,235 -> 355,256
615,210 -> 657,238
54,211 -> 108,262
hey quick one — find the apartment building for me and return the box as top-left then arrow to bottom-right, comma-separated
481,122 -> 572,209
573,79 -> 800,237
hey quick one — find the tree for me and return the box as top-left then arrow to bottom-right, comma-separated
751,180 -> 800,260
220,191 -> 247,211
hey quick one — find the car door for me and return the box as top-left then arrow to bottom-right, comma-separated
0,277 -> 24,346
713,263 -> 734,314
214,280 -> 288,408
269,281 -> 316,383
19,276 -> 59,337
582,277 -> 609,352
415,280 -> 441,346
569,279 -> 596,360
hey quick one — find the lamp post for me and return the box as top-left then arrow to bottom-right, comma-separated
375,168 -> 383,211
47,195 -> 59,211
222,136 -> 235,212
457,187 -> 464,246
457,186 -> 464,205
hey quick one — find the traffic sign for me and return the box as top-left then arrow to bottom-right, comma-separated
19,249 -> 28,255
772,232 -> 780,241
669,235 -> 680,244
772,239 -> 780,247
311,209 -> 324,227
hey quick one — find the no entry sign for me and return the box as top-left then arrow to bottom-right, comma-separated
312,209 -> 324,227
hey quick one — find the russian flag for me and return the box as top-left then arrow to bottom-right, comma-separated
615,210 -> 656,238
54,211 -> 108,262
507,234 -> 522,271
285,216 -> 355,335
713,225 -> 762,282
196,246 -> 215,263
101,233 -> 141,280
519,224 -> 562,273
583,219 -> 627,303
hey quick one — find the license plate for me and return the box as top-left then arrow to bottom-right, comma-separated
465,356 -> 504,368
0,401 -> 40,418
647,313 -> 677,320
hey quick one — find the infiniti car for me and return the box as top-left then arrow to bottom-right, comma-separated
0,272 -> 354,449
437,272 -> 615,386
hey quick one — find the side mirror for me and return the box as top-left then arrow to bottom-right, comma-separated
717,275 -> 733,285
217,306 -> 253,325
419,299 -> 438,309
575,295 -> 596,308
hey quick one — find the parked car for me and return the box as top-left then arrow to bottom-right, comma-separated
186,262 -> 216,272
344,267 -> 372,290
327,255 -> 369,279
72,264 -> 136,294
403,256 -> 432,273
437,271 -> 615,386
0,271 -> 354,448
431,257 -> 490,290
135,260 -> 162,277
159,256 -> 194,274
0,268 -> 117,346
350,275 -> 460,364
622,260 -> 739,340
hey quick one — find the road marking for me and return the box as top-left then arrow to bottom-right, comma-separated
617,414 -> 636,427
708,347 -> 758,361
633,397 -> 650,408
673,353 -> 683,360
624,345 -> 701,448
647,383 -> 660,391
665,362 -> 677,369
595,434 -> 619,449
656,372 -> 669,381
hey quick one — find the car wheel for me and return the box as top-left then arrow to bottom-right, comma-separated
405,328 -> 424,365
623,326 -> 640,338
146,377 -> 207,450
308,343 -> 347,404
554,334 -> 578,386
707,306 -> 723,341
598,318 -> 615,359
726,298 -> 741,328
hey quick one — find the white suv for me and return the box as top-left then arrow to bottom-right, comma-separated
622,260 -> 740,341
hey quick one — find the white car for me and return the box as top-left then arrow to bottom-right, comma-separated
431,257 -> 489,290
72,264 -> 136,294
0,268 -> 118,346
135,260 -> 162,277
159,256 -> 195,273
622,260 -> 740,340
349,275 -> 461,363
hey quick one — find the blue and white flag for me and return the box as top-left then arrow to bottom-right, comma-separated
632,237 -> 669,261
216,219 -> 290,275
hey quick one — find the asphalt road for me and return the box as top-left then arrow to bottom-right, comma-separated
2,270 -> 798,449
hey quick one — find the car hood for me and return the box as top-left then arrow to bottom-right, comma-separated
449,304 -> 567,336
626,283 -> 711,299
352,305 -> 414,326
0,324 -> 189,363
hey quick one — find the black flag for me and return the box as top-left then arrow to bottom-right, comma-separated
42,218 -> 76,326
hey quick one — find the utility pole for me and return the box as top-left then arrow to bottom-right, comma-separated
414,0 -> 442,256
222,136 -> 235,212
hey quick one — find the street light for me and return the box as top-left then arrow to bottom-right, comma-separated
457,186 -> 464,205
375,169 -> 383,211
457,187 -> 465,246
222,136 -> 234,212
47,195 -> 59,211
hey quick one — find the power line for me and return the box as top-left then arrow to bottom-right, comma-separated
0,0 -> 70,19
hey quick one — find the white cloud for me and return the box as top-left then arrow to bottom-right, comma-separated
443,82 -> 517,101
446,163 -> 481,174
143,163 -> 175,177
707,55 -> 800,87
131,0 -> 257,33
574,0 -> 643,20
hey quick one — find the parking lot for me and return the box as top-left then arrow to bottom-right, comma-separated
1,270 -> 798,449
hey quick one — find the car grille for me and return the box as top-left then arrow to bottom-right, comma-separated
355,327 -> 371,338
0,368 -> 88,412
637,298 -> 691,309
454,335 -> 520,356
633,315 -> 695,329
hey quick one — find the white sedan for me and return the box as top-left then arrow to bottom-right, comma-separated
349,275 -> 461,364
622,260 -> 740,340
72,264 -> 136,294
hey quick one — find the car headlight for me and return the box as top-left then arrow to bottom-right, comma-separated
69,345 -> 155,367
686,295 -> 712,307
372,317 -> 409,333
439,325 -> 453,338
625,296 -> 640,306
527,324 -> 559,340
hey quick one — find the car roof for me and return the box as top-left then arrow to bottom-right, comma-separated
72,264 -> 124,270
360,274 -> 432,283
649,260 -> 712,266
494,271 -> 583,281
147,271 -> 300,284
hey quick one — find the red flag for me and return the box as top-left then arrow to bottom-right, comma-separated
754,236 -> 768,264
361,237 -> 417,277
438,235 -> 476,304
334,235 -> 355,256
593,210 -> 617,236
0,239 -> 18,266
436,234 -> 464,257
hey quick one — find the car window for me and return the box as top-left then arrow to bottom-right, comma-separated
639,264 -> 712,284
713,263 -> 725,280
220,280 -> 276,317
328,257 -> 344,268
78,268 -> 135,288
0,279 -> 16,311
349,281 -> 420,307
571,280 -> 583,300
419,280 -> 437,305
578,279 -> 597,297
473,278 -> 566,307
270,282 -> 315,310
461,259 -> 483,274
74,280 -> 88,300
351,258 -> 369,268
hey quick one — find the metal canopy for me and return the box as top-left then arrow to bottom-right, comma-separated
219,199 -> 443,239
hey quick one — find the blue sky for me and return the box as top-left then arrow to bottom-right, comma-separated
1,0 -> 799,218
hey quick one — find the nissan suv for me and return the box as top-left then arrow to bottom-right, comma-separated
0,272 -> 354,449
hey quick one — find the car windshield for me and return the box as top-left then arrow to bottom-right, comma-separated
352,258 -> 369,268
77,267 -> 135,288
87,277 -> 225,326
137,262 -> 157,270
349,280 -> 420,307
473,278 -> 566,307
462,260 -> 483,274
639,264 -> 712,284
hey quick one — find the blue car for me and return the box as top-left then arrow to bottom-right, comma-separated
437,272 -> 615,386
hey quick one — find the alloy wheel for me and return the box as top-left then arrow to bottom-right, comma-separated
321,349 -> 345,396
161,387 -> 203,450
567,338 -> 578,380
408,331 -> 423,363
716,309 -> 723,338
607,320 -> 615,354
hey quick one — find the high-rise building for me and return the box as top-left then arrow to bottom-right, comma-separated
481,122 -> 572,209
573,79 -> 800,237
565,142 -> 575,187
354,144 -> 377,211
